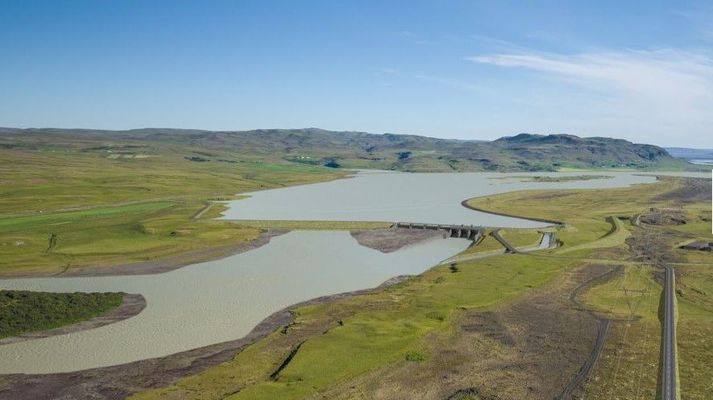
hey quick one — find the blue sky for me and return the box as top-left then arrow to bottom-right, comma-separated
1,1 -> 712,147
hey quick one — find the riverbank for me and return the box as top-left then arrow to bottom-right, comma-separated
0,145 -> 347,278
0,274 -> 413,400
5,226 -> 438,279
350,228 -> 445,253
2,175 -> 710,399
460,199 -> 565,226
125,176 -> 712,400
56,230 -> 287,277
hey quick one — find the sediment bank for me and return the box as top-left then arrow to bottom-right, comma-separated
350,227 -> 446,253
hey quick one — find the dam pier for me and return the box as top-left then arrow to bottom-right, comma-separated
395,222 -> 484,241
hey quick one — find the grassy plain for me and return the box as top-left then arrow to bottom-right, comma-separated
1,129 -> 710,398
0,140 -> 346,276
469,178 -> 713,399
134,254 -> 576,400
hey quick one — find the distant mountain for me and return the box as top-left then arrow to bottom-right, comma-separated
0,127 -> 698,172
666,147 -> 713,159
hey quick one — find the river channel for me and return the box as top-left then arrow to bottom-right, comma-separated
0,171 -> 672,373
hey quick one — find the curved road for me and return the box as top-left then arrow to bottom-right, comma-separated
441,231 -> 555,265
661,265 -> 678,400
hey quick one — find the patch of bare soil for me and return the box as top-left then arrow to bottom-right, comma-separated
313,263 -> 617,400
350,228 -> 445,253
58,230 -> 287,277
0,294 -> 146,346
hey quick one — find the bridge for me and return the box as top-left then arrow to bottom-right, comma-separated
395,222 -> 484,241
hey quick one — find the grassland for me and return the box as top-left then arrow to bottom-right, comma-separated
466,177 -> 713,398
0,290 -> 124,339
0,138 -> 347,276
130,176 -> 712,400
465,182 -> 674,253
0,128 -> 710,398
0,128 -> 702,277
134,254 -> 577,400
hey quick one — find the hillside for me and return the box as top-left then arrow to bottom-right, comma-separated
0,127 -> 695,172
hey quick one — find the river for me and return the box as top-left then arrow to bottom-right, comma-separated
0,171 -> 689,373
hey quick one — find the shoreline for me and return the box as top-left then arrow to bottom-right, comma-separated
0,294 -> 146,346
3,226 -> 443,279
0,227 -> 452,399
0,230 -> 288,280
0,274 -> 413,400
459,198 -> 565,226
60,230 -> 288,277
350,227 -> 446,253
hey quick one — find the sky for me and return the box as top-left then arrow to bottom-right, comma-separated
1,1 -> 712,147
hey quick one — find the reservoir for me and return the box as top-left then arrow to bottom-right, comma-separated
220,171 -> 660,226
0,171 -> 686,373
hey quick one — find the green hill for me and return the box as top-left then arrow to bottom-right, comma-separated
0,127 -> 696,172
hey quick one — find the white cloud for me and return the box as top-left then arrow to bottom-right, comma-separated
468,49 -> 713,146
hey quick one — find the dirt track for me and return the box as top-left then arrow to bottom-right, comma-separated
558,265 -> 622,399
313,262 -> 619,400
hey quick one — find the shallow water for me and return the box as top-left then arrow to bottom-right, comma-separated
1,171 -> 702,374
221,171 -> 662,227
0,231 -> 469,373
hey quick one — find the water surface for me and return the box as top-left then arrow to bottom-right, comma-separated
221,171 -> 661,227
0,231 -> 468,373
2,170 -> 701,374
